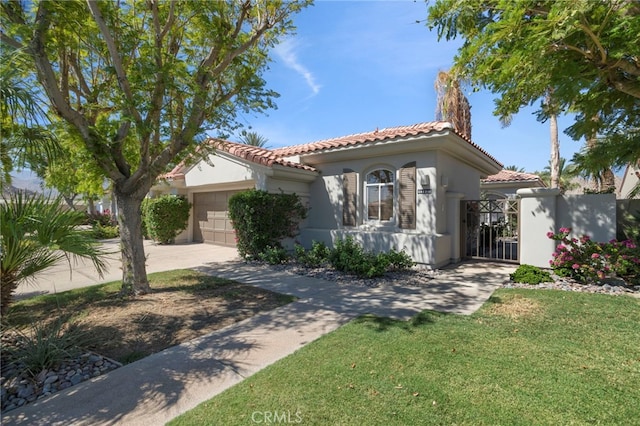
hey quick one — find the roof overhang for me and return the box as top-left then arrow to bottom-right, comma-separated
289,130 -> 502,177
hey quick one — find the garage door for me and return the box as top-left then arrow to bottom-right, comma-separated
192,191 -> 238,246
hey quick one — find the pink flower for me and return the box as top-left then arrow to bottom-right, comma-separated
591,253 -> 600,259
546,231 -> 555,238
572,263 -> 580,270
559,227 -> 571,234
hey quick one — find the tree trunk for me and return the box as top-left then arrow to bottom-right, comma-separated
602,168 -> 616,192
550,112 -> 560,189
87,198 -> 97,215
114,189 -> 151,295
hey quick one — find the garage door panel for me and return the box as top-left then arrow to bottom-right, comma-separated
192,190 -> 239,247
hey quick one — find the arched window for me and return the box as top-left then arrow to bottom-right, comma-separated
365,169 -> 394,221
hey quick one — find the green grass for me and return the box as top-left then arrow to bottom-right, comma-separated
169,289 -> 640,426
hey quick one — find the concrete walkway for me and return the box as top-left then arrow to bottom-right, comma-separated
3,245 -> 515,426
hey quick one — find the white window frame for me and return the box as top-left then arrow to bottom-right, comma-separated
364,168 -> 395,224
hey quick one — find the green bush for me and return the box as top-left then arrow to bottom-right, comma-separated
509,264 -> 553,284
295,241 -> 331,267
141,198 -> 150,239
142,195 -> 191,244
328,236 -> 414,278
91,223 -> 119,239
258,246 -> 290,265
384,248 -> 416,271
228,190 -> 307,259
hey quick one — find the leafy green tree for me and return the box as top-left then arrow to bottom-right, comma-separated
0,193 -> 109,315
238,130 -> 269,148
426,0 -> 640,172
1,1 -> 309,295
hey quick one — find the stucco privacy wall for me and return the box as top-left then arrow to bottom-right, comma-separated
517,188 -> 617,268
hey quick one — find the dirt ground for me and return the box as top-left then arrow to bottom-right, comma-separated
4,270 -> 294,365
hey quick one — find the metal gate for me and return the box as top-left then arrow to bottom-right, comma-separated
462,199 -> 519,263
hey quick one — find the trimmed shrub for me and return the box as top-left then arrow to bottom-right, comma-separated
510,264 -> 552,284
228,190 -> 307,259
142,195 -> 191,244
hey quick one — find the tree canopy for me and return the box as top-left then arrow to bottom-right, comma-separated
426,0 -> 640,157
1,0 -> 310,294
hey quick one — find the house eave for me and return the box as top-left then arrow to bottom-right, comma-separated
291,130 -> 501,176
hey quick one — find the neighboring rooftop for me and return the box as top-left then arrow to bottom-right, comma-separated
482,170 -> 545,185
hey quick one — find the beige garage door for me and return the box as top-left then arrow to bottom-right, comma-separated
193,191 -> 238,246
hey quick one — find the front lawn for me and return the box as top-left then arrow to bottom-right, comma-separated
170,289 -> 640,425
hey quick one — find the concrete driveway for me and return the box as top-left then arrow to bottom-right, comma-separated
15,239 -> 240,299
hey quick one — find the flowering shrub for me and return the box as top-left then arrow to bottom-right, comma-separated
548,228 -> 640,284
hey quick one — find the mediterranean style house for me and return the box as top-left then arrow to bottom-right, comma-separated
150,121 -> 503,267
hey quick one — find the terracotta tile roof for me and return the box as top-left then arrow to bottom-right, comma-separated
161,139 -> 317,179
482,169 -> 545,184
162,122 -> 502,180
210,139 -> 317,172
272,121 -> 501,166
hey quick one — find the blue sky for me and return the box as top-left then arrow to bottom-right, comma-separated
231,0 -> 585,173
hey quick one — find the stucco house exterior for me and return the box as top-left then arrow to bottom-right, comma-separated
151,122 -> 502,267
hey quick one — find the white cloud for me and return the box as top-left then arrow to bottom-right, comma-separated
274,38 -> 321,96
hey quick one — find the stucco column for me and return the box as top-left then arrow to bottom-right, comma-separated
446,191 -> 465,264
517,188 -> 562,268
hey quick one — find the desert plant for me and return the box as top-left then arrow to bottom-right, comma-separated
509,264 -> 553,284
2,318 -> 89,378
0,193 -> 109,315
142,195 -> 191,244
228,190 -> 307,259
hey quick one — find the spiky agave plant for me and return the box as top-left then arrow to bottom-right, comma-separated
0,193 -> 109,315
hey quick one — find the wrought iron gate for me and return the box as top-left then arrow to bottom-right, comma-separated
462,199 -> 519,263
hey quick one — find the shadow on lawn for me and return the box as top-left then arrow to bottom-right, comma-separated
353,310 -> 448,332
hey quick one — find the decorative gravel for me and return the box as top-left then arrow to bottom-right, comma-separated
0,341 -> 120,413
265,261 -> 640,296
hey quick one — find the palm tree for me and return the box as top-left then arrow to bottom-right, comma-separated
238,130 -> 269,148
435,70 -> 472,140
1,49 -> 60,186
504,165 -> 526,173
1,193 -> 110,315
534,157 -> 579,193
